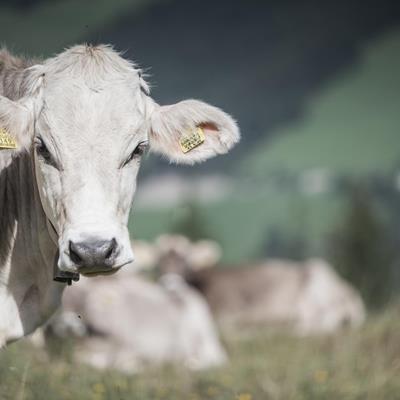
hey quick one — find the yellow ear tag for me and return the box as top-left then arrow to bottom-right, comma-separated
179,127 -> 205,153
0,127 -> 17,149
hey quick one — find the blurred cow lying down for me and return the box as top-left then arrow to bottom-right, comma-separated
38,268 -> 227,373
147,235 -> 366,335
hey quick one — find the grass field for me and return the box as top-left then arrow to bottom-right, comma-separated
1,305 -> 400,400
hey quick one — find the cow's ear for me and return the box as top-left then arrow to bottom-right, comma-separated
0,68 -> 43,153
187,240 -> 222,270
0,95 -> 36,152
148,99 -> 240,164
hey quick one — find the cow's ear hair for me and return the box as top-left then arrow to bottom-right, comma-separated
0,95 -> 36,152
148,99 -> 240,164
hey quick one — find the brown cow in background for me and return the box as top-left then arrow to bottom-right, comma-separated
146,235 -> 366,335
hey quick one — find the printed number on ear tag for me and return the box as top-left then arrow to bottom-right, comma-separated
179,127 -> 205,153
0,128 -> 17,149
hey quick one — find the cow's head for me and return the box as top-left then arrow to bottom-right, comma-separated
0,45 -> 239,276
127,235 -> 221,278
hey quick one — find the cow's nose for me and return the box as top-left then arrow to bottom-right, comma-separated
69,238 -> 118,269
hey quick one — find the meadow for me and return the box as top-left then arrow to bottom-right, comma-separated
1,305 -> 399,400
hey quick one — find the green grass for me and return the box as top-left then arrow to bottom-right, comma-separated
1,306 -> 400,399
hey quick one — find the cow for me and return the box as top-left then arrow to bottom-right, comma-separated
0,45 -> 240,345
151,235 -> 366,335
41,271 -> 227,372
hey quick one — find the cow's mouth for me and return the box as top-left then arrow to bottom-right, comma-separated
80,267 -> 121,277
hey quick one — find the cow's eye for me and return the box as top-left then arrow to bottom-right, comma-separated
34,137 -> 55,166
122,141 -> 148,167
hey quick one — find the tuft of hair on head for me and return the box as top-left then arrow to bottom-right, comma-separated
41,43 -> 147,90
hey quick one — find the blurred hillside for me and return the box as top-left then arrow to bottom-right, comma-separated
243,29 -> 400,178
0,0 -> 157,57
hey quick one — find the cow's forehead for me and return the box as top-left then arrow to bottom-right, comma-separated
35,44 -> 147,144
37,85 -> 145,162
44,80 -> 142,129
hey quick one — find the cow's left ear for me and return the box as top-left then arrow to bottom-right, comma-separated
148,99 -> 240,164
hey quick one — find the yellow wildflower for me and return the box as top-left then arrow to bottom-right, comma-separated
313,369 -> 328,384
92,382 -> 106,393
237,393 -> 252,400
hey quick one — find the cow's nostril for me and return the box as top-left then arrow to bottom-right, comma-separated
69,241 -> 83,264
105,238 -> 117,260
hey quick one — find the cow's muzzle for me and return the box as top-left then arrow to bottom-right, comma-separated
68,238 -> 119,273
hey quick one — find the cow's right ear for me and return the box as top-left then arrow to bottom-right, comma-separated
0,68 -> 44,153
0,95 -> 36,152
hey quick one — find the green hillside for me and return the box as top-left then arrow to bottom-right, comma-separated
242,29 -> 400,178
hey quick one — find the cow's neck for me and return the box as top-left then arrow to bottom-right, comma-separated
0,150 -> 64,345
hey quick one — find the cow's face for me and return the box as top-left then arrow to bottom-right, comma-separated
33,77 -> 147,275
155,235 -> 222,279
0,45 -> 239,276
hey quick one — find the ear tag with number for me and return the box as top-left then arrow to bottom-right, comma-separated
0,127 -> 17,149
179,127 -> 205,153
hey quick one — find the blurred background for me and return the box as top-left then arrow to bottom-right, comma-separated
1,1 -> 400,399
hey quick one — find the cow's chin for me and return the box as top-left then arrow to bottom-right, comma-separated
81,267 -> 121,278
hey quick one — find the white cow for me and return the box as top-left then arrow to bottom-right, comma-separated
44,272 -> 227,372
0,45 -> 239,345
151,235 -> 366,335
